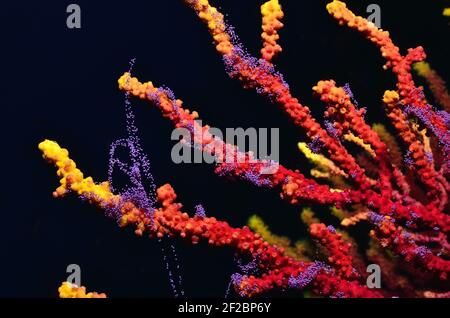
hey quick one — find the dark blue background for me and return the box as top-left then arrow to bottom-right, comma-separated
2,0 -> 449,297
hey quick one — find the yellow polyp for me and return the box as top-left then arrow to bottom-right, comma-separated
343,132 -> 376,158
261,0 -> 282,17
443,8 -> 450,17
119,73 -> 203,128
185,0 -> 233,56
39,140 -> 120,208
300,208 -> 320,226
260,0 -> 284,62
299,141 -> 350,190
327,1 -> 354,20
341,212 -> 369,227
413,61 -> 431,76
383,90 -> 400,107
298,142 -> 347,178
58,282 -> 106,298
311,169 -> 330,179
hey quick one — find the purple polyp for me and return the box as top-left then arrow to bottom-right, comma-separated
194,204 -> 207,218
236,257 -> 259,275
402,232 -> 411,239
343,83 -> 359,108
324,120 -> 339,139
404,150 -> 414,166
308,136 -> 325,154
327,225 -> 337,233
367,211 -> 385,225
425,151 -> 433,163
333,291 -> 346,298
403,105 -> 449,171
231,273 -> 243,285
288,261 -> 325,289
414,246 -> 429,259
223,42 -> 288,102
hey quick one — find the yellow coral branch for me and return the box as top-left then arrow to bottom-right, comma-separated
298,142 -> 347,178
38,140 -> 119,205
38,140 -> 149,235
341,212 -> 369,227
300,208 -> 320,226
343,132 -> 376,158
261,0 -> 284,62
184,0 -> 233,55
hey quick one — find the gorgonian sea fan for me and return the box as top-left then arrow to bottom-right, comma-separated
40,0 -> 449,298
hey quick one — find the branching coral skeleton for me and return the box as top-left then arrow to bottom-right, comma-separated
40,0 -> 449,298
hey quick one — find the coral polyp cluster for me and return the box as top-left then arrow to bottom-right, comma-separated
40,0 -> 449,298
